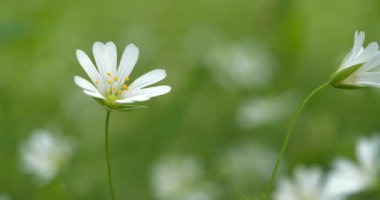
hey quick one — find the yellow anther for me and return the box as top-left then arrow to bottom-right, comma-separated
95,80 -> 99,85
114,77 -> 119,81
107,80 -> 112,84
107,72 -> 112,77
112,86 -> 116,91
122,84 -> 129,90
117,90 -> 122,95
124,77 -> 129,81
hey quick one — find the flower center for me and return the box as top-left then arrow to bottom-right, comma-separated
101,72 -> 130,104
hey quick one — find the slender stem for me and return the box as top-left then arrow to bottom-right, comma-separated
262,82 -> 330,200
105,110 -> 115,200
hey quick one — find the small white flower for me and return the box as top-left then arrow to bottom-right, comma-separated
273,166 -> 339,200
218,141 -> 276,184
236,92 -> 296,129
324,134 -> 380,198
20,130 -> 74,184
74,42 -> 171,109
331,31 -> 380,89
205,41 -> 275,90
0,194 -> 10,200
150,156 -> 219,200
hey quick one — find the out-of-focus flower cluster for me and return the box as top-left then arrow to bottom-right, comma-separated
20,129 -> 74,184
273,134 -> 380,200
0,194 -> 10,200
150,156 -> 220,200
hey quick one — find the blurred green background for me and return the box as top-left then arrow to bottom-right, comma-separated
1,0 -> 380,199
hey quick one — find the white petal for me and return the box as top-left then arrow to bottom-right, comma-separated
344,31 -> 365,67
356,72 -> 380,87
359,54 -> 380,72
356,135 -> 380,170
74,76 -> 99,93
116,44 -> 139,89
104,42 -> 117,75
129,69 -> 167,90
339,31 -> 375,71
117,85 -> 171,103
324,158 -> 367,198
83,90 -> 105,99
93,42 -> 107,77
353,31 -> 365,55
76,50 -> 100,83
356,42 -> 380,65
136,85 -> 171,97
116,95 -> 151,103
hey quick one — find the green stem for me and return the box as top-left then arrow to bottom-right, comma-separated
262,82 -> 330,200
105,110 -> 115,200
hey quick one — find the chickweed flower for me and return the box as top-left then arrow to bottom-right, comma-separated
324,134 -> 380,198
74,42 -> 172,200
74,42 -> 171,110
20,130 -> 74,184
274,166 -> 329,200
264,31 -> 380,200
0,194 -> 10,200
331,31 -> 380,89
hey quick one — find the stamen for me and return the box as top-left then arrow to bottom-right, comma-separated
95,80 -> 99,85
124,77 -> 129,81
107,72 -> 112,77
107,80 -> 112,84
114,77 -> 119,82
117,90 -> 122,95
112,86 -> 117,91
123,84 -> 129,91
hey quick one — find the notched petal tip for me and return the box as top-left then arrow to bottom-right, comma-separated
93,41 -> 105,46
75,49 -> 84,57
155,69 -> 167,76
124,43 -> 139,54
106,41 -> 116,45
127,43 -> 138,49
73,75 -> 81,83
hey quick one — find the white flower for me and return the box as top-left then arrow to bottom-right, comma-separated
0,194 -> 10,200
331,31 -> 380,89
205,41 -> 275,90
74,42 -> 171,109
20,130 -> 74,184
236,92 -> 296,129
150,156 -> 219,200
218,141 -> 276,184
324,134 -> 380,198
273,166 -> 341,200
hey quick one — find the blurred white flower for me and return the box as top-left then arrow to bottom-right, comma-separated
0,194 -> 10,200
331,31 -> 380,89
324,134 -> 380,198
205,41 -> 275,90
218,141 -> 276,184
74,42 -> 171,109
20,129 -> 74,184
236,92 -> 296,129
273,166 -> 339,200
151,156 -> 219,200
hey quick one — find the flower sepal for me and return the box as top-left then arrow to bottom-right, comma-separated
330,63 -> 364,89
93,98 -> 148,112
112,104 -> 149,112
